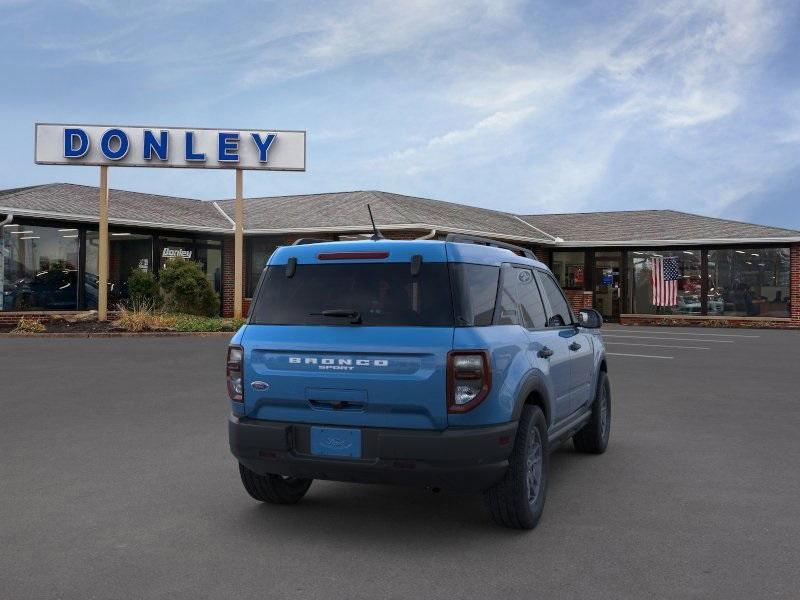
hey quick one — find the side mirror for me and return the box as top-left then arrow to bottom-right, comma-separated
578,308 -> 603,329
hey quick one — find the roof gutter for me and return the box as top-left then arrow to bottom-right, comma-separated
415,228 -> 437,240
556,237 -> 800,246
3,206 -> 796,246
512,215 -> 562,242
212,201 -> 236,230
242,222 -> 551,244
0,206 -> 232,234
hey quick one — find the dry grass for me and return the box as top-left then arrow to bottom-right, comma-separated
113,301 -> 175,332
11,316 -> 46,334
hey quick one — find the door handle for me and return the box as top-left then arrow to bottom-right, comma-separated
569,342 -> 582,351
538,346 -> 554,359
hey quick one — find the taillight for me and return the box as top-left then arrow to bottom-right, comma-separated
447,351 -> 491,413
227,345 -> 244,402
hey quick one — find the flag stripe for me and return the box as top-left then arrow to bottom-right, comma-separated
651,256 -> 678,306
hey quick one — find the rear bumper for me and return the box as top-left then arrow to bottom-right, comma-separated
229,416 -> 517,492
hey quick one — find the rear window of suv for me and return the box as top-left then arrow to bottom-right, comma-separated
249,263 -> 454,327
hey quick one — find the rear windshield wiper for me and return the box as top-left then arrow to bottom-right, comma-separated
310,309 -> 362,324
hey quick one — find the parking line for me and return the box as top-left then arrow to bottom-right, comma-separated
602,335 -> 734,343
604,330 -> 759,338
605,342 -> 710,350
606,352 -> 674,359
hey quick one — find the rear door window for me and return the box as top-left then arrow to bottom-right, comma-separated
250,262 -> 453,326
495,265 -> 548,328
536,270 -> 573,326
515,268 -> 548,329
495,264 -> 520,325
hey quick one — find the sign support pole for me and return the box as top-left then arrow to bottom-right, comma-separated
98,166 -> 109,321
234,168 -> 244,319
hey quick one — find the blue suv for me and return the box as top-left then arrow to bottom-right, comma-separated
228,235 -> 610,529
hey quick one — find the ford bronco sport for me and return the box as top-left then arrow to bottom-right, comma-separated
228,235 -> 610,529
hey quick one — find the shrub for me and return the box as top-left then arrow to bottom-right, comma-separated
114,302 -> 173,332
159,259 -> 220,317
127,269 -> 162,308
11,316 -> 46,334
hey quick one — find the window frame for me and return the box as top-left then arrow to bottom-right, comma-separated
493,263 -> 549,330
534,268 -> 577,328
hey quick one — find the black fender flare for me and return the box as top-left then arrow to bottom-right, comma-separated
511,370 -> 555,428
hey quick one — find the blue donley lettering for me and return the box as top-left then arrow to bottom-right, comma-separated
61,128 -> 279,164
63,128 -> 89,158
143,130 -> 168,160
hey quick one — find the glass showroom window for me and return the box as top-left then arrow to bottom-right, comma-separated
1,223 -> 80,311
85,230 -> 153,308
707,248 -> 790,318
159,236 -> 195,271
196,239 -> 223,300
551,251 -> 585,290
629,249 -> 702,314
247,237 -> 281,296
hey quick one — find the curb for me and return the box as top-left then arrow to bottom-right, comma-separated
0,331 -> 236,339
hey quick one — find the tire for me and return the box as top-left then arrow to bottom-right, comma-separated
238,463 -> 312,504
573,371 -> 611,454
483,405 -> 549,530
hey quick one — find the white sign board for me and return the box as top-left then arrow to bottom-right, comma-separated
34,123 -> 306,171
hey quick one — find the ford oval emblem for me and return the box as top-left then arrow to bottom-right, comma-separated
324,437 -> 350,449
251,380 -> 269,391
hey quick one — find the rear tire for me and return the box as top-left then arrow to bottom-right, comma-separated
238,463 -> 312,504
483,405 -> 549,530
573,371 -> 611,454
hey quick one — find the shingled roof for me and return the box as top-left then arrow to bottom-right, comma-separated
215,190 -> 549,242
519,210 -> 800,244
0,183 -> 231,232
1,183 -> 798,244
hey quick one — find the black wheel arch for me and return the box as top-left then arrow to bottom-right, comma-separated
512,371 -> 554,429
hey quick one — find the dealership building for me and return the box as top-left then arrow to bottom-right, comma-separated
1,182 -> 799,328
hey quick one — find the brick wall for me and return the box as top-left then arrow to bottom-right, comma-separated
791,243 -> 799,325
564,290 -> 593,312
221,237 -> 236,317
0,312 -> 60,326
619,314 -> 798,329
0,311 -> 120,326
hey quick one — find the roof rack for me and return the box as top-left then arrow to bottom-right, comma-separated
445,233 -> 537,260
291,238 -> 336,246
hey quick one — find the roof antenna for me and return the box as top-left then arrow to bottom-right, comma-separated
367,204 -> 384,240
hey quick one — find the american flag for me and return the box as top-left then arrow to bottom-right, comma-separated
651,256 -> 679,306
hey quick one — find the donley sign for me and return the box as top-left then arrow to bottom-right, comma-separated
35,124 -> 305,171
33,122 -> 306,320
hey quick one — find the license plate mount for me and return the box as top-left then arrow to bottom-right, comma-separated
310,426 -> 362,459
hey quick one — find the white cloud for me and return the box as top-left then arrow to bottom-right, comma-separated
238,0 -> 522,88
377,106 -> 536,175
367,0 -> 793,217
2,0 -> 798,226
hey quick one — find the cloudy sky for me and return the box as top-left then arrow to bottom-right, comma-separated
1,0 -> 799,228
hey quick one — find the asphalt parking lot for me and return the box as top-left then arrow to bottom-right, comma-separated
2,326 -> 799,600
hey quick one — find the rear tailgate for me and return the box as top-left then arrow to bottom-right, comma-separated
242,326 -> 453,429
